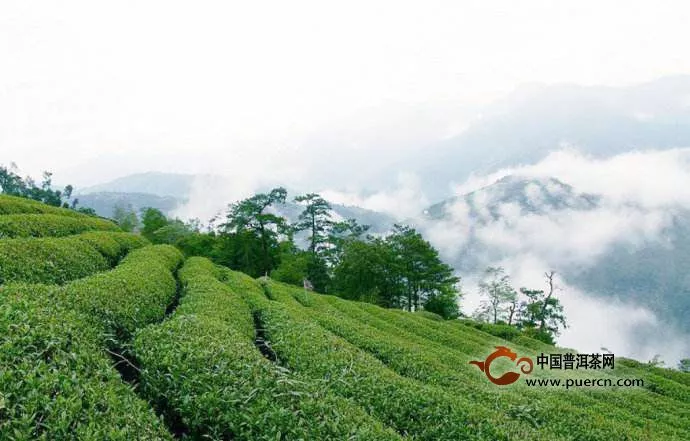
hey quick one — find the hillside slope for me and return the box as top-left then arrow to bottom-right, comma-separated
0,196 -> 688,440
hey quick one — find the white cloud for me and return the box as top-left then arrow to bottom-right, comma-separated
321,171 -> 429,219
459,254 -> 689,365
453,148 -> 690,208
422,148 -> 690,365
507,258 -> 688,365
434,148 -> 690,270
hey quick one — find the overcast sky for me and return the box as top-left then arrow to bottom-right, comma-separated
2,0 -> 690,187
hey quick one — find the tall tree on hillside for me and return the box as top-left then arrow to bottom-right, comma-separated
333,238 -> 401,307
212,230 -> 264,277
332,226 -> 460,317
386,225 -> 460,313
112,204 -> 139,232
678,358 -> 690,372
222,187 -> 288,276
474,266 -> 517,324
271,241 -> 311,287
272,206 -> 370,293
113,204 -> 139,232
292,193 -> 336,292
424,288 -> 461,320
140,207 -> 169,241
0,164 -> 26,195
293,193 -> 333,255
517,271 -> 567,343
325,218 -> 370,266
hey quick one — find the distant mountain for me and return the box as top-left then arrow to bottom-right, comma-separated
330,204 -> 399,234
422,175 -> 601,273
570,213 -> 690,334
78,172 -> 196,198
75,192 -> 181,218
423,174 -> 690,334
78,172 -> 399,231
414,75 -> 690,199
75,172 -> 210,220
426,175 -> 600,221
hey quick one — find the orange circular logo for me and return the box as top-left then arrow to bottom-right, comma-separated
469,346 -> 534,385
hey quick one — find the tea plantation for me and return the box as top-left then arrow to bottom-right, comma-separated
0,195 -> 688,440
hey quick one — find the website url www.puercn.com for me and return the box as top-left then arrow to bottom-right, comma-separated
525,378 -> 644,389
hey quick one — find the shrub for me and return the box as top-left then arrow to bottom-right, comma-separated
0,194 -> 84,217
226,272 -> 510,441
512,335 -> 555,351
422,290 -> 460,319
0,236 -> 109,285
520,327 -> 556,345
0,245 -> 182,439
459,320 -> 523,341
0,232 -> 150,285
76,231 -> 148,264
0,284 -> 173,440
414,310 -> 445,321
59,245 -> 182,341
268,281 -> 689,440
134,257 -> 401,440
0,214 -> 119,238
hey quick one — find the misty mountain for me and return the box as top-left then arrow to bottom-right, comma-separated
424,174 -> 690,334
425,175 -> 600,221
75,192 -> 182,218
570,214 -> 690,333
271,201 -> 397,235
422,175 -> 602,272
78,172 -> 196,198
72,76 -> 690,209
78,172 -> 399,232
415,75 -> 690,199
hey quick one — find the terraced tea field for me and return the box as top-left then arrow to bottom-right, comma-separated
0,195 -> 688,440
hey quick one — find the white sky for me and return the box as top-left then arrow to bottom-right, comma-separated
2,0 -> 690,186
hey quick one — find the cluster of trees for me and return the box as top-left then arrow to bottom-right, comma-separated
644,354 -> 690,373
1,164 -> 73,207
473,267 -> 567,344
112,204 -> 141,232
679,358 -> 690,372
136,188 -> 462,318
0,164 -> 96,215
333,225 -> 460,317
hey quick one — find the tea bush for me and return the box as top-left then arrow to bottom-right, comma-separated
3,199 -> 688,440
269,281 -> 690,440
0,285 -> 173,440
0,244 -> 183,440
133,257 -> 402,440
0,236 -> 108,284
458,319 -> 523,341
0,194 -> 84,217
75,231 -> 149,265
414,310 -> 445,321
0,232 -> 149,285
0,214 -> 119,238
223,270 -> 530,441
58,245 -> 182,341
